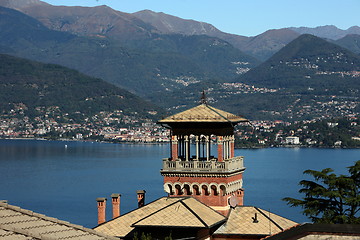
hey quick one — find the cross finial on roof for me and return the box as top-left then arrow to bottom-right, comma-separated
201,90 -> 207,105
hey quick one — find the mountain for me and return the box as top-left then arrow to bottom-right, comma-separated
335,34 -> 360,55
0,6 -> 259,99
239,29 -> 300,61
289,25 -> 360,40
133,9 -> 222,36
133,10 -> 302,61
0,2 -> 258,60
0,6 -> 75,47
0,0 -> 45,8
0,0 -> 158,41
131,10 -> 360,60
0,53 -> 164,119
148,35 -> 360,120
132,9 -> 250,48
3,0 -> 360,62
2,0 -> 258,68
1,1 -> 359,121
237,34 -> 360,95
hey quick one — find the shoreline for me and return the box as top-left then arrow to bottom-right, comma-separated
1,137 -> 359,149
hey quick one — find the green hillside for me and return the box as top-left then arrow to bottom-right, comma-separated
0,53 -> 164,120
148,35 -> 360,121
335,34 -> 360,55
0,6 -> 259,98
238,34 -> 360,95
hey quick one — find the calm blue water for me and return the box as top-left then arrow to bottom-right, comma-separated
0,139 -> 359,228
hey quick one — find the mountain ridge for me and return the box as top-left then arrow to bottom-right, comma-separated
238,34 -> 360,94
0,6 -> 259,99
1,0 -> 359,61
0,1 -> 359,121
290,25 -> 360,40
0,53 -> 165,119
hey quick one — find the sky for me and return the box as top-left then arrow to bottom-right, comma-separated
41,0 -> 359,37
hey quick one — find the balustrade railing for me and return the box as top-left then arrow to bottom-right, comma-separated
161,156 -> 244,173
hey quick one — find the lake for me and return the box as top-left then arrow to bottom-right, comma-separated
0,139 -> 359,228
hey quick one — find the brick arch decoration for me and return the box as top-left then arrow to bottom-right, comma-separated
174,182 -> 183,195
201,185 -> 210,196
192,183 -> 201,195
209,182 -> 219,196
183,183 -> 192,195
164,182 -> 232,197
164,182 -> 174,195
219,184 -> 227,196
227,179 -> 243,194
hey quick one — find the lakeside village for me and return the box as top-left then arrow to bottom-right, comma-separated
1,103 -> 360,148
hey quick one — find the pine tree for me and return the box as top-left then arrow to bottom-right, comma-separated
283,160 -> 360,223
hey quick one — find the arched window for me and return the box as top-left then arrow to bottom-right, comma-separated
175,184 -> 183,195
220,185 -> 227,196
193,185 -> 200,195
211,185 -> 218,196
202,185 -> 209,196
183,184 -> 191,195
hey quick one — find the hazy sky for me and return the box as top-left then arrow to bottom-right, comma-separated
41,0 -> 358,36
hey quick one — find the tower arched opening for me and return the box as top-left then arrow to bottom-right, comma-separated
192,184 -> 200,195
175,184 -> 183,195
183,184 -> 191,195
201,185 -> 209,196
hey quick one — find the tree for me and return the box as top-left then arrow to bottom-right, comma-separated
283,160 -> 360,224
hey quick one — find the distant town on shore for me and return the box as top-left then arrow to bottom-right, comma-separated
1,105 -> 359,148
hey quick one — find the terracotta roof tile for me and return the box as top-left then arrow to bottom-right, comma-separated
214,206 -> 297,236
0,202 -> 117,240
182,198 -> 225,227
95,197 -> 180,237
134,201 -> 204,227
94,197 -> 226,238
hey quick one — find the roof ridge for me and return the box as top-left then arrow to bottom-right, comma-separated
131,198 -> 195,227
158,103 -> 248,123
255,207 -> 284,232
185,197 -> 228,220
179,199 -> 209,228
95,196 -> 174,227
205,104 -> 233,124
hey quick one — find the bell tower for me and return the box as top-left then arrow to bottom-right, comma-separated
158,101 -> 248,215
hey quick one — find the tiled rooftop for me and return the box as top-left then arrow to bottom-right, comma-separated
94,197 -> 226,238
213,206 -> 298,236
0,201 -> 117,240
158,104 -> 248,123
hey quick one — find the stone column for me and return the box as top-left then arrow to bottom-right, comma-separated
171,135 -> 178,161
230,135 -> 235,158
185,135 -> 189,161
224,136 -> 228,160
206,135 -> 210,161
217,136 -> 223,162
195,135 -> 199,160
228,136 -> 231,159
111,193 -> 121,219
96,197 -> 106,225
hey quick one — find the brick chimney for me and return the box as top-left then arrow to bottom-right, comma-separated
96,197 -> 107,225
111,193 -> 121,219
136,190 -> 146,208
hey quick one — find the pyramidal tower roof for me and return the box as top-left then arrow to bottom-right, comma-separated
158,104 -> 248,123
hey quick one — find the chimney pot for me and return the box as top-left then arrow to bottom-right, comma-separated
111,193 -> 121,219
96,197 -> 107,225
136,190 -> 146,208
